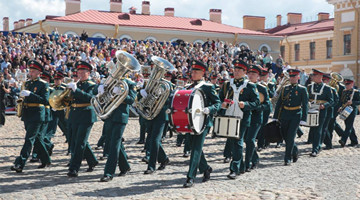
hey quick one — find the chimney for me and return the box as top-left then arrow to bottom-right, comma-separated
277,15 -> 282,26
287,13 -> 302,24
18,19 -> 25,28
110,0 -> 122,12
318,12 -> 330,21
142,1 -> 150,15
65,0 -> 81,16
243,15 -> 265,31
25,18 -> 33,26
209,9 -> 222,24
129,7 -> 136,14
164,7 -> 174,17
13,21 -> 18,30
3,17 -> 9,31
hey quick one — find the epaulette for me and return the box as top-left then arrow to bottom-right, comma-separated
203,82 -> 213,86
257,83 -> 267,90
87,80 -> 96,85
39,79 -> 47,83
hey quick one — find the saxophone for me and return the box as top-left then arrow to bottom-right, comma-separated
16,72 -> 27,118
91,50 -> 140,120
136,56 -> 175,120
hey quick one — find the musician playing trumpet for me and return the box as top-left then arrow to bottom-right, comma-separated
219,59 -> 259,179
338,79 -> 360,147
273,69 -> 308,165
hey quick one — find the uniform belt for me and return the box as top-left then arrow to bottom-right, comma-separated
45,106 -> 50,109
283,105 -> 301,110
71,103 -> 91,108
309,99 -> 328,104
23,103 -> 44,107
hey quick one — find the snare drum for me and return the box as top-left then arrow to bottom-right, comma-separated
302,110 -> 319,127
170,89 -> 207,135
213,116 -> 241,139
339,106 -> 353,120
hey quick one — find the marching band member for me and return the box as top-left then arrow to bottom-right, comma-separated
66,69 -> 79,156
273,69 -> 308,165
98,74 -> 137,182
162,71 -> 174,139
219,59 -> 259,179
257,68 -> 276,151
183,60 -> 221,188
322,74 -> 338,150
307,69 -> 333,157
67,61 -> 98,177
328,78 -> 346,143
338,79 -> 360,147
243,65 -> 270,171
11,60 -> 51,172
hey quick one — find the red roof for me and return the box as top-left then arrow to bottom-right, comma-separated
265,18 -> 334,36
49,10 -> 269,36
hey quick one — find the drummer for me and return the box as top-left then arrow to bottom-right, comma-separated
183,60 -> 221,188
338,79 -> 360,147
219,59 -> 259,179
307,69 -> 333,157
273,69 -> 308,165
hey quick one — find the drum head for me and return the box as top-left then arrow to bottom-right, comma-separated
188,89 -> 206,134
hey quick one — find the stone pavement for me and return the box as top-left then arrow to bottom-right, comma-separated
0,115 -> 360,200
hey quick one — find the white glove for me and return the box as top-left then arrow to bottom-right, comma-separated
98,85 -> 105,95
300,121 -> 307,126
272,118 -> 278,122
67,82 -> 77,92
112,86 -> 122,95
203,107 -> 210,115
140,89 -> 148,98
20,90 -> 31,97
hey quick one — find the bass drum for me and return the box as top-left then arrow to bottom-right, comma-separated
263,120 -> 283,143
170,89 -> 207,135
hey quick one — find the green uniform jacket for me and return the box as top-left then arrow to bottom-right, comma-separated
68,79 -> 97,123
219,78 -> 260,127
198,82 -> 221,127
340,88 -> 360,115
307,83 -> 334,110
328,87 -> 339,118
103,78 -> 137,124
44,87 -> 53,122
274,84 -> 309,121
251,83 -> 270,125
21,77 -> 49,122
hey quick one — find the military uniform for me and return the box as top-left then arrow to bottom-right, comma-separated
99,78 -> 137,181
218,60 -> 259,179
339,79 -> 360,146
183,60 -> 221,187
307,69 -> 334,156
67,61 -> 98,177
273,69 -> 308,165
12,60 -> 51,172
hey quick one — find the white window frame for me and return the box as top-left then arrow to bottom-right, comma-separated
64,31 -> 78,38
193,39 -> 204,44
92,32 -> 106,38
119,34 -> 133,40
259,43 -> 272,52
145,36 -> 157,42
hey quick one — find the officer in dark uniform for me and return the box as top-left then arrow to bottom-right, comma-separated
210,73 -> 220,138
338,79 -> 360,147
243,65 -> 270,171
219,59 -> 259,179
67,61 -> 98,177
139,70 -> 174,174
183,60 -> 221,188
11,60 -> 51,172
257,68 -> 276,151
328,80 -> 346,142
273,69 -> 308,165
99,76 -> 137,182
0,72 -> 9,127
307,69 -> 333,157
322,74 -> 338,149
66,69 -> 79,156
162,71 -> 174,139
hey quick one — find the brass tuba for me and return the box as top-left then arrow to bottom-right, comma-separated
91,50 -> 140,120
136,56 -> 175,120
329,72 -> 343,92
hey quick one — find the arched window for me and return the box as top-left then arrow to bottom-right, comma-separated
193,39 -> 204,44
170,38 -> 179,43
119,34 -> 133,41
64,31 -> 78,38
145,36 -> 157,42
92,32 -> 106,38
259,44 -> 271,53
239,42 -> 250,50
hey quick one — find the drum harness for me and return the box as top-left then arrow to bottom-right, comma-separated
309,83 -> 325,111
339,89 -> 355,113
225,78 -> 248,119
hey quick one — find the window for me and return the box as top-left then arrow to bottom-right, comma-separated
294,44 -> 300,61
310,42 -> 315,60
344,34 -> 351,55
261,46 -> 268,53
280,45 -> 285,58
326,40 -> 332,59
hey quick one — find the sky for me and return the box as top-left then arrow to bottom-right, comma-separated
0,0 -> 335,30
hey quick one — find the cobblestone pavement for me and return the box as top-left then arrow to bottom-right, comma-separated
1,115 -> 360,200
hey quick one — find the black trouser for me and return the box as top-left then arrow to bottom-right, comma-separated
0,100 -> 5,125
